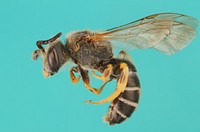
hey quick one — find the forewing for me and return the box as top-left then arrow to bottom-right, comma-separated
97,13 -> 199,55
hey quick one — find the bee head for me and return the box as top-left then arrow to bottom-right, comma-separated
32,33 -> 70,77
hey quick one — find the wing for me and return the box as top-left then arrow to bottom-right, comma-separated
91,13 -> 199,55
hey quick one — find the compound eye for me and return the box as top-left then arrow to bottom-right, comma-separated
47,47 -> 60,72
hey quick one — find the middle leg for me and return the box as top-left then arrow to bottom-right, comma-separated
79,66 -> 112,95
91,64 -> 113,82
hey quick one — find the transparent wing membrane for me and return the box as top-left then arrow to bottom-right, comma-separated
94,13 -> 198,55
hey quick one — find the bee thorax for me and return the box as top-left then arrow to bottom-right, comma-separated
66,30 -> 113,69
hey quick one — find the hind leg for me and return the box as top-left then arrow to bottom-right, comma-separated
85,62 -> 129,104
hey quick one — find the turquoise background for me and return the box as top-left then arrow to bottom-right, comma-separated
0,0 -> 200,132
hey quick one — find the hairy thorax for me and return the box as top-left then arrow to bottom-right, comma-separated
65,31 -> 113,70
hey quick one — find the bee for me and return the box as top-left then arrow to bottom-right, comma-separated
32,13 -> 198,125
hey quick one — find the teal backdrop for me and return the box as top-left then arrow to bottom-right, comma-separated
0,0 -> 200,132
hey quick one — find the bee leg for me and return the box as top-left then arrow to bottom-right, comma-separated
118,50 -> 133,62
80,68 -> 111,95
70,66 -> 81,84
85,63 -> 129,104
91,64 -> 113,82
83,79 -> 111,95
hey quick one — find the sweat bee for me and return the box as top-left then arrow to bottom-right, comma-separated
32,13 -> 198,125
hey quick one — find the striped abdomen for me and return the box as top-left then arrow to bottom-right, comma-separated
105,60 -> 141,125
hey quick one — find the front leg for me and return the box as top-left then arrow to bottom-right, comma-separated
70,66 -> 81,84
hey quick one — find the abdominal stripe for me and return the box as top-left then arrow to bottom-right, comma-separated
113,106 -> 128,119
118,97 -> 138,107
125,86 -> 140,91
